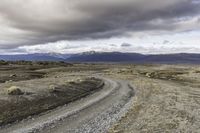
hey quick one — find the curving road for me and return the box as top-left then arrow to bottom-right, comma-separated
0,77 -> 134,133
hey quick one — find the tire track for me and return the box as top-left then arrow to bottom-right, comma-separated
0,77 -> 134,133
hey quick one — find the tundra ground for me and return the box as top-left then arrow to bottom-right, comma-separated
0,61 -> 200,132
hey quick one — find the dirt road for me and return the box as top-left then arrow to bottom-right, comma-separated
0,77 -> 134,133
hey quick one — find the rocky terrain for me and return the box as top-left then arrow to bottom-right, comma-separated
0,61 -> 200,132
0,61 -> 104,127
108,64 -> 200,132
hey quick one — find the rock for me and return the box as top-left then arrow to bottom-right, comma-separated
145,73 -> 151,78
5,80 -> 13,83
49,85 -> 60,93
68,79 -> 79,84
10,74 -> 17,77
7,86 -> 23,95
77,79 -> 83,83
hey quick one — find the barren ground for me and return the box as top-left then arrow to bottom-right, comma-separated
0,62 -> 200,132
0,62 -> 104,126
108,64 -> 200,132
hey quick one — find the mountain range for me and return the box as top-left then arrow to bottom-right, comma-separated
0,53 -> 68,61
66,52 -> 200,64
1,51 -> 200,64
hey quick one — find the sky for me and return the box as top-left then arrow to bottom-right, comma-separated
0,0 -> 200,54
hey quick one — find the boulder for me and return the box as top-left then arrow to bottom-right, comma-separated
7,86 -> 23,95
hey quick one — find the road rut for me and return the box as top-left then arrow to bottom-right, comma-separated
0,77 -> 134,133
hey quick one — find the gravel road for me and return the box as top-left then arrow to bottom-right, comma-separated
0,77 -> 134,133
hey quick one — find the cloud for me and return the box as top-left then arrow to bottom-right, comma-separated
4,30 -> 199,54
110,44 -> 117,47
121,43 -> 132,47
163,40 -> 170,44
0,0 -> 200,49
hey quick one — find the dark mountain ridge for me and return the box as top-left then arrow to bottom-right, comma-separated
1,52 -> 200,64
0,53 -> 66,61
66,52 -> 200,64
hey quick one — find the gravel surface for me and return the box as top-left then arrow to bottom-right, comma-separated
0,77 -> 134,133
109,64 -> 200,132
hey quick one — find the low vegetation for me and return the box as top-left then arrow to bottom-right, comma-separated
109,64 -> 200,132
0,77 -> 103,126
140,70 -> 187,81
0,61 -> 105,126
0,60 -> 72,66
1,62 -> 200,132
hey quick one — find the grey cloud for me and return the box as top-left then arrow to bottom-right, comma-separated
163,40 -> 170,44
121,43 -> 132,47
110,44 -> 117,47
0,0 -> 200,49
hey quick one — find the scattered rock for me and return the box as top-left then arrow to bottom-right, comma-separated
145,73 -> 151,78
10,74 -> 17,78
7,86 -> 23,95
48,85 -> 60,93
66,79 -> 74,84
77,79 -> 83,83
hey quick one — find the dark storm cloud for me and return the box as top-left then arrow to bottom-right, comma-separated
0,0 -> 200,49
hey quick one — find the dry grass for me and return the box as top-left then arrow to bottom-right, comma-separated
1,62 -> 200,132
109,65 -> 200,133
0,62 -> 107,126
0,78 -> 103,126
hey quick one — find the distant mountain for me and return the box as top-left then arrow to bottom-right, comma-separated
66,52 -> 146,62
66,52 -> 200,64
1,52 -> 200,64
145,53 -> 200,64
47,52 -> 72,59
0,53 -> 67,61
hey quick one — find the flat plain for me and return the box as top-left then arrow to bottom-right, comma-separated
0,61 -> 200,132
